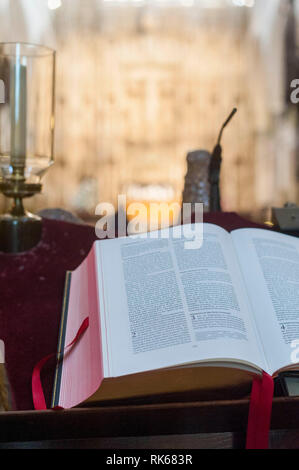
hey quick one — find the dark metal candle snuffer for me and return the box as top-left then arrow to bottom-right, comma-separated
182,108 -> 237,212
0,43 -> 55,253
209,108 -> 237,212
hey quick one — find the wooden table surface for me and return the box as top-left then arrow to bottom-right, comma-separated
0,396 -> 299,449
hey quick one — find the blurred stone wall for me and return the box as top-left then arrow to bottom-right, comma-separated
0,1 -> 298,219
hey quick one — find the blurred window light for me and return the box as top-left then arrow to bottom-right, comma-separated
180,0 -> 195,6
48,0 -> 62,9
99,0 -> 256,7
232,0 -> 255,6
101,0 -> 228,5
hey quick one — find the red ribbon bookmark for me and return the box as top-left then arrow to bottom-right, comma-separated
246,371 -> 274,449
33,317 -> 273,449
32,317 -> 89,411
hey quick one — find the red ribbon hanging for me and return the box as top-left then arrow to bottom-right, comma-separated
32,317 -> 89,411
32,317 -> 274,449
246,371 -> 274,449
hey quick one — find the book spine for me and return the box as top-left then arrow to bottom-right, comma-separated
51,271 -> 72,408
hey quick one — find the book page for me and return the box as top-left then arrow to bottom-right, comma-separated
232,228 -> 299,375
96,224 -> 266,378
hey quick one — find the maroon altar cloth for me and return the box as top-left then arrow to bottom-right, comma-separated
0,212 -> 265,411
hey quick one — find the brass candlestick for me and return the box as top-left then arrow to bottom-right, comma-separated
0,170 -> 42,253
0,43 -> 55,253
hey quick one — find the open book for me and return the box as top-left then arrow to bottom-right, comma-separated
52,223 -> 299,409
